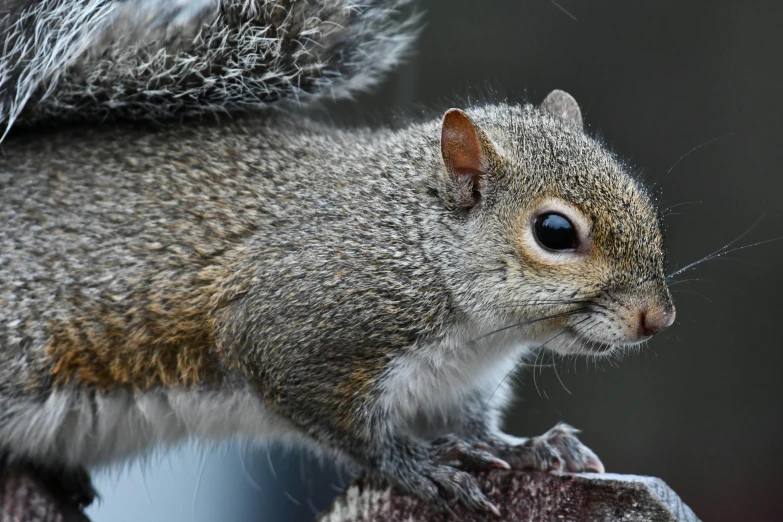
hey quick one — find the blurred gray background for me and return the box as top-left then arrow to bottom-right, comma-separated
88,1 -> 783,521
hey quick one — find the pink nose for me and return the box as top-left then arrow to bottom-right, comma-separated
637,307 -> 675,338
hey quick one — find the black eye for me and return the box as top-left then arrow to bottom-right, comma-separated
534,213 -> 578,251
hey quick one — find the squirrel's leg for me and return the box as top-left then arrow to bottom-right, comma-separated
450,388 -> 605,474
246,371 -> 501,513
0,451 -> 97,509
272,397 -> 503,513
352,429 -> 502,515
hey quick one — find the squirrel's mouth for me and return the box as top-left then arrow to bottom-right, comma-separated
582,340 -> 615,354
561,328 -> 616,355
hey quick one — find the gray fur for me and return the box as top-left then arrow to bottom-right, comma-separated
0,0 -> 418,136
0,99 -> 673,511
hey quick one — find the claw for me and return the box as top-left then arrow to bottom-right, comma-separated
428,458 -> 496,514
490,423 -> 605,474
432,435 -> 511,471
379,435 -> 505,514
459,448 -> 511,471
585,459 -> 605,473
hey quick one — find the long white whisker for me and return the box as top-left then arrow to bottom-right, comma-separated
662,200 -> 703,213
668,237 -> 781,279
485,327 -> 572,408
667,215 -> 769,279
664,133 -> 733,178
550,351 -> 570,395
474,308 -> 590,342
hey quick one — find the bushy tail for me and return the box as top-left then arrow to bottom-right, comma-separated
0,0 -> 418,136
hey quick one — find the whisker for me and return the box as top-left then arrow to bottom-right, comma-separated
486,326 -> 573,407
532,346 -> 543,398
550,317 -> 589,396
505,297 -> 595,303
667,215 -> 771,279
545,0 -> 578,21
662,132 -> 733,180
667,277 -> 715,286
518,360 -> 556,370
671,288 -> 713,303
477,299 -> 593,312
473,308 -> 589,342
668,237 -> 781,279
662,200 -> 703,214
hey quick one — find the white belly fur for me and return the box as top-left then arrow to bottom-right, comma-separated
0,387 -> 295,468
378,330 -> 534,432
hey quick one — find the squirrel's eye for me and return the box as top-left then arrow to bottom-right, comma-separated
534,213 -> 578,251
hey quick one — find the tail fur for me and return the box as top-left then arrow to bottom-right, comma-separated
0,0 -> 418,136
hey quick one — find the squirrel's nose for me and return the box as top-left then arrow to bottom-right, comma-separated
637,306 -> 675,338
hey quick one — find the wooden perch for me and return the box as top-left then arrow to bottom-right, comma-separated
317,471 -> 701,522
0,466 -> 700,522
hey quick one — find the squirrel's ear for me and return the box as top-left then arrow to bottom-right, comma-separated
441,108 -> 495,209
540,90 -> 583,128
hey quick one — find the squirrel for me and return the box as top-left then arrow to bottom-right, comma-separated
0,0 -> 676,516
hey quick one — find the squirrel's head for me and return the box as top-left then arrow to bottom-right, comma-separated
437,91 -> 674,356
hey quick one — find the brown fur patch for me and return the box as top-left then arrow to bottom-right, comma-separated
333,357 -> 388,433
45,264 -> 236,391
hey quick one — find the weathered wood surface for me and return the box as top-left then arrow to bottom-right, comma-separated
0,466 -> 701,521
317,471 -> 701,522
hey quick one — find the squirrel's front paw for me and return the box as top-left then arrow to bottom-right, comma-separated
431,434 -> 511,471
377,437 -> 501,515
497,423 -> 604,473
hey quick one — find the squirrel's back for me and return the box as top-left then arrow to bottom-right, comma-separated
0,110 -> 456,413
